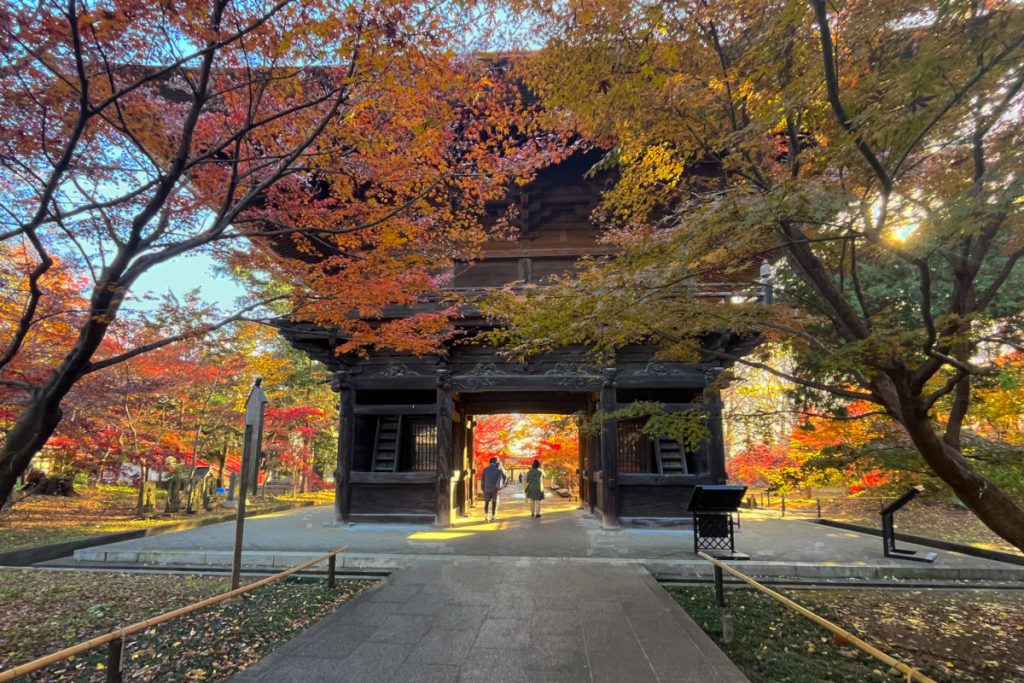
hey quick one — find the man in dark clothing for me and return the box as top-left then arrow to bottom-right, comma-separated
481,456 -> 507,522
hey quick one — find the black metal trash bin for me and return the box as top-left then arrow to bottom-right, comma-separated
688,485 -> 748,554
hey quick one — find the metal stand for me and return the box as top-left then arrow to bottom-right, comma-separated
881,486 -> 937,563
688,485 -> 749,558
693,512 -> 736,553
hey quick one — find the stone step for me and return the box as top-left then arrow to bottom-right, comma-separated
68,547 -> 1024,581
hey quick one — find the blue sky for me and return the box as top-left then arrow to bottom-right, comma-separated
127,252 -> 247,311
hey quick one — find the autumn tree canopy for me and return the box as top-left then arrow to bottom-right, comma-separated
488,0 -> 1024,549
473,413 -> 579,486
0,0 -> 564,509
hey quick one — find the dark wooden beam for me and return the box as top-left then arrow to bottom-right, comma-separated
353,404 -> 436,415
459,390 -> 591,415
450,375 -> 603,391
350,471 -> 435,484
435,383 -> 454,526
618,473 -> 713,486
599,371 -> 618,528
705,386 -> 727,484
351,377 -> 438,391
337,388 -> 355,524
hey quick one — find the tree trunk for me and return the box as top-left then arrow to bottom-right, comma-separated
0,396 -> 64,509
900,404 -> 1024,551
0,265 -> 130,509
135,463 -> 148,515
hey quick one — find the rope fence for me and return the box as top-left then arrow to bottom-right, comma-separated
697,551 -> 937,683
0,546 -> 348,683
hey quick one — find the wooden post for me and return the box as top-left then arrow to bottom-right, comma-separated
328,554 -> 337,589
721,613 -> 735,643
713,565 -> 725,607
250,391 -> 267,498
231,424 -> 252,591
105,637 -> 123,683
781,495 -> 786,517
435,378 -> 453,526
232,378 -> 267,591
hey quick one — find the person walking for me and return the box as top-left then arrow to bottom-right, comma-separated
481,456 -> 507,522
525,459 -> 545,518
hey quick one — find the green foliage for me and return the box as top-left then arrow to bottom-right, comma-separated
673,585 -> 1022,683
584,401 -> 709,451
493,0 -> 1024,547
669,587 -> 912,682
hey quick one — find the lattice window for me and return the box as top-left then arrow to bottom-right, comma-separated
617,418 -> 652,473
407,418 -> 438,472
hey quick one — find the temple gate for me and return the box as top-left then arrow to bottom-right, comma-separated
279,152 -> 763,528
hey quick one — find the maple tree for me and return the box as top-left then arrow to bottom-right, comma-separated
262,406 -> 332,493
0,0 -> 563,509
972,351 -> 1024,445
728,443 -> 805,493
489,0 -> 1024,548
473,413 -> 579,487
729,401 -> 900,495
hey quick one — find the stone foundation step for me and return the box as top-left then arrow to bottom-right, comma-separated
68,548 -> 1024,581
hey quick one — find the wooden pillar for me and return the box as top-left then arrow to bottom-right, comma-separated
454,411 -> 467,517
705,369 -> 727,483
599,368 -> 618,528
332,373 -> 355,524
577,426 -> 585,508
466,417 -> 475,507
587,396 -> 599,515
435,372 -> 453,526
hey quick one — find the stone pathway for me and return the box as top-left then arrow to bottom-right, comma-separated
231,557 -> 748,683
66,487 -> 1024,581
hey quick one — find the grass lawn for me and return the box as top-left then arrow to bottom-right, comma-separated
671,585 -> 1024,683
0,485 -> 311,554
0,568 -> 373,682
274,490 -> 335,504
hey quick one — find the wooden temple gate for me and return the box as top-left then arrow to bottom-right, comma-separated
305,345 -> 740,529
279,151 -> 762,528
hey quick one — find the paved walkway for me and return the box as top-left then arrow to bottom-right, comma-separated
231,557 -> 748,683
67,485 -> 1024,580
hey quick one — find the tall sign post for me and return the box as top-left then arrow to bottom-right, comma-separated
231,377 -> 268,590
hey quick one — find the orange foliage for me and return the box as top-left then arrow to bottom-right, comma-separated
473,414 -> 579,483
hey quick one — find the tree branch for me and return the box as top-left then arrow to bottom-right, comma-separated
696,345 -> 876,402
82,296 -> 289,376
810,0 -> 893,194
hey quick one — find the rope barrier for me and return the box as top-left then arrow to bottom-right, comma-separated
0,546 -> 348,682
697,551 -> 937,683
